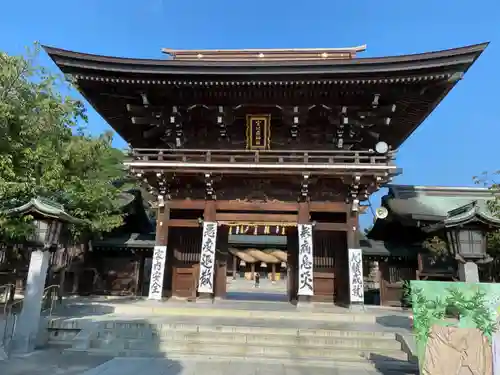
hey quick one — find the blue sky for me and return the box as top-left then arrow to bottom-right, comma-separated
1,0 -> 499,228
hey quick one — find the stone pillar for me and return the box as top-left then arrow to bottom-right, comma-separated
458,261 -> 480,283
347,212 -> 364,309
11,250 -> 50,353
197,200 -> 217,298
271,263 -> 276,282
297,202 -> 313,303
148,202 -> 169,300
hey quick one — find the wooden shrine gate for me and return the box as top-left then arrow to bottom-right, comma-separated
154,199 -> 353,303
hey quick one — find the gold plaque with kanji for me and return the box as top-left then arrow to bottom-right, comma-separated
246,115 -> 271,150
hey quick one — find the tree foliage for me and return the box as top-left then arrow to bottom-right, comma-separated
473,171 -> 500,256
0,44 -> 130,241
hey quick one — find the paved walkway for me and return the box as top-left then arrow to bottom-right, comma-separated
0,349 -> 417,375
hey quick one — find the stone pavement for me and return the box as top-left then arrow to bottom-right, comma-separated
0,349 -> 417,375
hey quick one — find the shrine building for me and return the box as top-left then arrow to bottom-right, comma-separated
44,42 -> 487,305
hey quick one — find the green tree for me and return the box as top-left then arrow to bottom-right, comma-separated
473,171 -> 500,280
0,44 -> 130,241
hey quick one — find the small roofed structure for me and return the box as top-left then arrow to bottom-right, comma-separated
423,200 -> 500,233
366,185 -> 500,305
5,198 -> 81,224
422,200 -> 500,281
5,198 -> 82,249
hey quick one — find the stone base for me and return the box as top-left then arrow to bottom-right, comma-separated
297,295 -> 312,303
458,261 -> 479,283
296,295 -> 313,310
349,302 -> 365,312
0,346 -> 7,361
197,293 -> 214,302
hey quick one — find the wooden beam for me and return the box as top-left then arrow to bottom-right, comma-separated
169,200 -> 205,210
168,200 -> 299,212
216,213 -> 297,223
217,201 -> 298,212
310,202 -> 349,212
168,200 -> 349,213
167,219 -> 200,227
315,222 -> 349,231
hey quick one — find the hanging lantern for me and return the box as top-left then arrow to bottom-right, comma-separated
261,262 -> 267,268
281,262 -> 286,268
239,260 -> 246,266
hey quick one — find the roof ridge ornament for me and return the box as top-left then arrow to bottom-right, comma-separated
161,46 -> 367,61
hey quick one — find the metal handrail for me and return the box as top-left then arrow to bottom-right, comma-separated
0,283 -> 15,306
1,283 -> 18,354
41,285 -> 62,316
1,284 -> 62,354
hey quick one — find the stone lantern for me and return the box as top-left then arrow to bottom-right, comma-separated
426,201 -> 500,283
5,198 -> 81,354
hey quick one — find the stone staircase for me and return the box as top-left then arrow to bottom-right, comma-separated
57,319 -> 418,372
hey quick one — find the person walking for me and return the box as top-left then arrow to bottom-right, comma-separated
254,272 -> 260,288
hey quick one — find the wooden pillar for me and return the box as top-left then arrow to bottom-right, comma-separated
297,202 -> 312,302
271,263 -> 276,282
286,227 -> 298,302
232,254 -> 237,279
250,263 -> 255,280
135,254 -> 145,297
215,225 -> 228,299
156,203 -> 170,246
204,200 -> 216,222
347,212 -> 359,249
59,269 -> 66,296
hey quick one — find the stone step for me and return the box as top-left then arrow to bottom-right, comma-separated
88,338 -> 409,361
59,303 -> 395,323
67,348 -> 419,372
95,330 -> 402,350
98,322 -> 396,340
69,340 -> 408,362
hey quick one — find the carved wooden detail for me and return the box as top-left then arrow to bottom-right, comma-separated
124,93 -> 404,151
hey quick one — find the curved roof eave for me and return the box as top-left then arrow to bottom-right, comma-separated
444,209 -> 500,228
42,43 -> 489,77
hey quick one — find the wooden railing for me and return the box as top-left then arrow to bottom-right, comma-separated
129,148 -> 395,166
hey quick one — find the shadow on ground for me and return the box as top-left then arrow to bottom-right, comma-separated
370,353 -> 419,375
0,303 -> 184,375
225,291 -> 289,302
375,315 -> 412,330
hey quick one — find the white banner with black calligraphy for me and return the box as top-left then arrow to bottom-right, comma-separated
348,248 -> 364,303
148,245 -> 167,300
297,224 -> 314,296
198,221 -> 218,294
